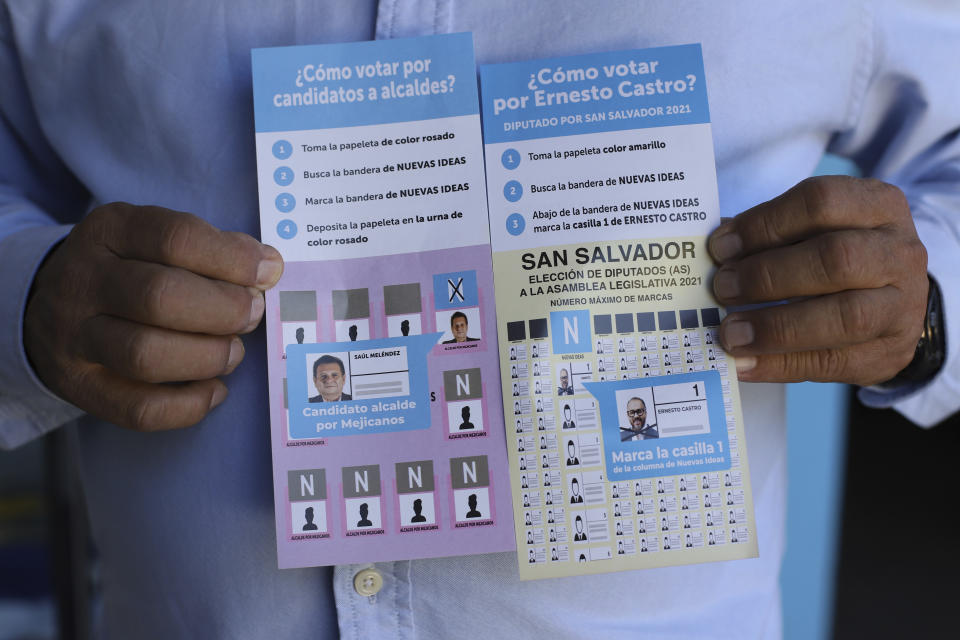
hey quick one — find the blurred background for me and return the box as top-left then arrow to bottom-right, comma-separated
2,157 -> 957,638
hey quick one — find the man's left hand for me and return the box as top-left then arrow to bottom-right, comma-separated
708,175 -> 928,386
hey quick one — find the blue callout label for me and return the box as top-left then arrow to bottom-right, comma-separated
584,370 -> 731,481
286,333 -> 441,438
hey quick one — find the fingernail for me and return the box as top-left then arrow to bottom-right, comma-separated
256,255 -> 283,289
714,267 -> 740,300
248,289 -> 265,329
723,320 -> 754,348
709,225 -> 742,262
735,356 -> 757,373
209,384 -> 228,410
226,337 -> 244,371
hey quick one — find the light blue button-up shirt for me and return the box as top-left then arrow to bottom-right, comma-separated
2,1 -> 958,637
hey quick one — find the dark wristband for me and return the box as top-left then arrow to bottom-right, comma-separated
876,274 -> 946,389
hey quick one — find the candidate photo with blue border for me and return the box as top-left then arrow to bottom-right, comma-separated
308,353 -> 353,402
618,388 -> 658,441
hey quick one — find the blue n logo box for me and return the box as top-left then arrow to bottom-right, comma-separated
550,310 -> 591,354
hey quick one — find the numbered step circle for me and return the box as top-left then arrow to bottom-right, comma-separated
276,219 -> 298,239
273,166 -> 294,186
501,148 -> 521,170
506,213 -> 526,236
503,180 -> 523,202
275,193 -> 296,213
272,140 -> 293,160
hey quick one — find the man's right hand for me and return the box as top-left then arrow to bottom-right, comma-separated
23,203 -> 284,431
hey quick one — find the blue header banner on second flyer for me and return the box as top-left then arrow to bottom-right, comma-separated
252,33 -> 479,133
480,43 -> 710,144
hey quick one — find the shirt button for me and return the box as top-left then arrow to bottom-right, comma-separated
353,568 -> 383,597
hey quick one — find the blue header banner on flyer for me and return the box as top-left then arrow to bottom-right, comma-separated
286,334 -> 439,439
584,370 -> 731,481
252,33 -> 479,133
480,43 -> 710,144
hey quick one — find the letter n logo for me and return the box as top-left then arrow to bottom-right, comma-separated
549,310 -> 590,354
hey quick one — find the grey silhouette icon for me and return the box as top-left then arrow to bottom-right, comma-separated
466,493 -> 482,518
357,502 -> 372,527
411,498 -> 427,523
302,506 -> 318,531
459,406 -> 475,430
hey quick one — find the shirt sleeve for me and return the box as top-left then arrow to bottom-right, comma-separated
829,0 -> 960,427
0,12 -> 90,449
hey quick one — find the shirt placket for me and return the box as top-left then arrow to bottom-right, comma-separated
332,4 -> 451,639
375,0 -> 452,40
334,562 -> 414,640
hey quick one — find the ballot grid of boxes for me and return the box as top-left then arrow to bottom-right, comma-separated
507,307 -> 750,564
276,269 -> 490,440
278,271 -> 485,357
287,455 -> 497,538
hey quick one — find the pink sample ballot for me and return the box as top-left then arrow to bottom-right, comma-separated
251,33 -> 514,568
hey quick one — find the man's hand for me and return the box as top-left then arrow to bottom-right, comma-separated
23,203 -> 284,431
708,176 -> 928,386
